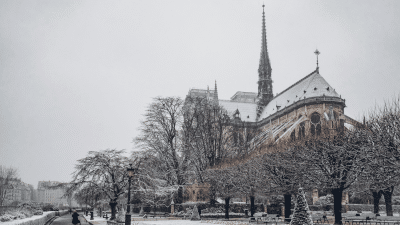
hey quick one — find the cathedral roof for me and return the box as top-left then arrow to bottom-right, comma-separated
258,69 -> 340,120
218,100 -> 257,122
214,70 -> 340,123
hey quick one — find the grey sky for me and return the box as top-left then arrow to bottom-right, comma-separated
1,0 -> 399,188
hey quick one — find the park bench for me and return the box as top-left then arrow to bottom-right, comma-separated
314,216 -> 330,224
148,212 -> 170,218
343,214 -> 378,225
102,212 -> 111,219
374,216 -> 400,225
249,212 -> 267,223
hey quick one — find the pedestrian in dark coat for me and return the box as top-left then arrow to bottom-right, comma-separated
72,210 -> 81,225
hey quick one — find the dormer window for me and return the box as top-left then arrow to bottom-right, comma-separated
314,87 -> 317,91
304,90 -> 307,94
326,87 -> 330,91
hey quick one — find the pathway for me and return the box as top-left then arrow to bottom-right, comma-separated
51,213 -> 90,225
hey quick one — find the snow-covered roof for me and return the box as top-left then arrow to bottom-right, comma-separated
218,100 -> 257,122
259,70 -> 340,120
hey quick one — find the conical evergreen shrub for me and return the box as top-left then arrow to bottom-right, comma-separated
290,187 -> 313,225
190,205 -> 200,220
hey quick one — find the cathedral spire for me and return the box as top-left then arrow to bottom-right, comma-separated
256,4 -> 273,120
213,80 -> 219,105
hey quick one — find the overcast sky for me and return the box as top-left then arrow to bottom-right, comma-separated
1,0 -> 399,188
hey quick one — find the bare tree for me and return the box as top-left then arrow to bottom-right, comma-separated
0,166 -> 19,206
363,95 -> 400,216
203,167 -> 240,219
66,149 -> 132,220
182,96 -> 234,183
284,129 -> 370,225
134,97 -> 189,203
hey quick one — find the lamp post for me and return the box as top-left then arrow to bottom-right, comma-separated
125,164 -> 135,225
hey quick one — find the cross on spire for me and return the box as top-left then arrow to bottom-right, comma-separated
314,49 -> 320,71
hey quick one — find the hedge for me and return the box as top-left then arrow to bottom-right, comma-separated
173,202 -> 264,214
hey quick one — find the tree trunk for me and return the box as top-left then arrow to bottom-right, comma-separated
383,186 -> 394,216
250,196 -> 255,217
224,197 -> 230,220
284,194 -> 292,222
371,190 -> 382,214
209,186 -> 217,206
176,186 -> 183,204
109,201 -> 118,220
332,188 -> 343,225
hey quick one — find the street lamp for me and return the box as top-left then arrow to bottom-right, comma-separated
125,163 -> 135,225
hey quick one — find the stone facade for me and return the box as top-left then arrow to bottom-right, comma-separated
182,181 -> 210,203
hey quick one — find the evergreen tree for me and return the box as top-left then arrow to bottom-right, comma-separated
290,187 -> 313,225
190,205 -> 200,220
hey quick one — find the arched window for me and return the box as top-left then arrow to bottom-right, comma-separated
291,130 -> 296,141
299,122 -> 305,139
311,124 -> 315,136
310,112 -> 321,136
316,124 -> 321,136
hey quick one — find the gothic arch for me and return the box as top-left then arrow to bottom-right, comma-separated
310,112 -> 321,136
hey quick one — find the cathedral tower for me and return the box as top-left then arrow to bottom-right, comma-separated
256,5 -> 273,120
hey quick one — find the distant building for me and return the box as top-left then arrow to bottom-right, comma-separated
3,179 -> 35,204
37,181 -> 78,207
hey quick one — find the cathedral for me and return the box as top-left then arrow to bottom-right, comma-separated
186,5 -> 360,149
183,5 -> 359,203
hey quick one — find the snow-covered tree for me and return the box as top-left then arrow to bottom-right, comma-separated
182,96 -> 235,183
290,187 -> 313,225
66,149 -> 133,220
362,96 -> 400,216
284,129 -> 370,225
135,97 -> 189,203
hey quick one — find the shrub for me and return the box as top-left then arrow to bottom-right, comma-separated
0,214 -> 14,222
315,195 -> 333,205
34,210 -> 43,215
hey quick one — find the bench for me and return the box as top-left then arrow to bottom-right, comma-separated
344,215 -> 379,225
249,213 -> 267,223
312,215 -> 330,224
148,212 -> 170,218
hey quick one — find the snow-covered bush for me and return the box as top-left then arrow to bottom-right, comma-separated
116,207 -> 125,222
0,214 -> 14,222
315,194 -> 333,205
34,210 -> 44,215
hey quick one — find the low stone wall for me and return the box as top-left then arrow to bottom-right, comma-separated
2,210 -> 68,225
106,220 -> 124,225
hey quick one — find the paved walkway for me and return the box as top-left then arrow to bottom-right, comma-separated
51,213 -> 90,225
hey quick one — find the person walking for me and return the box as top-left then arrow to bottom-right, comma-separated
69,208 -> 72,214
72,210 -> 81,225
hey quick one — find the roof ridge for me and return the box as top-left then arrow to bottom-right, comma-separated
271,69 -> 318,101
219,99 -> 257,105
